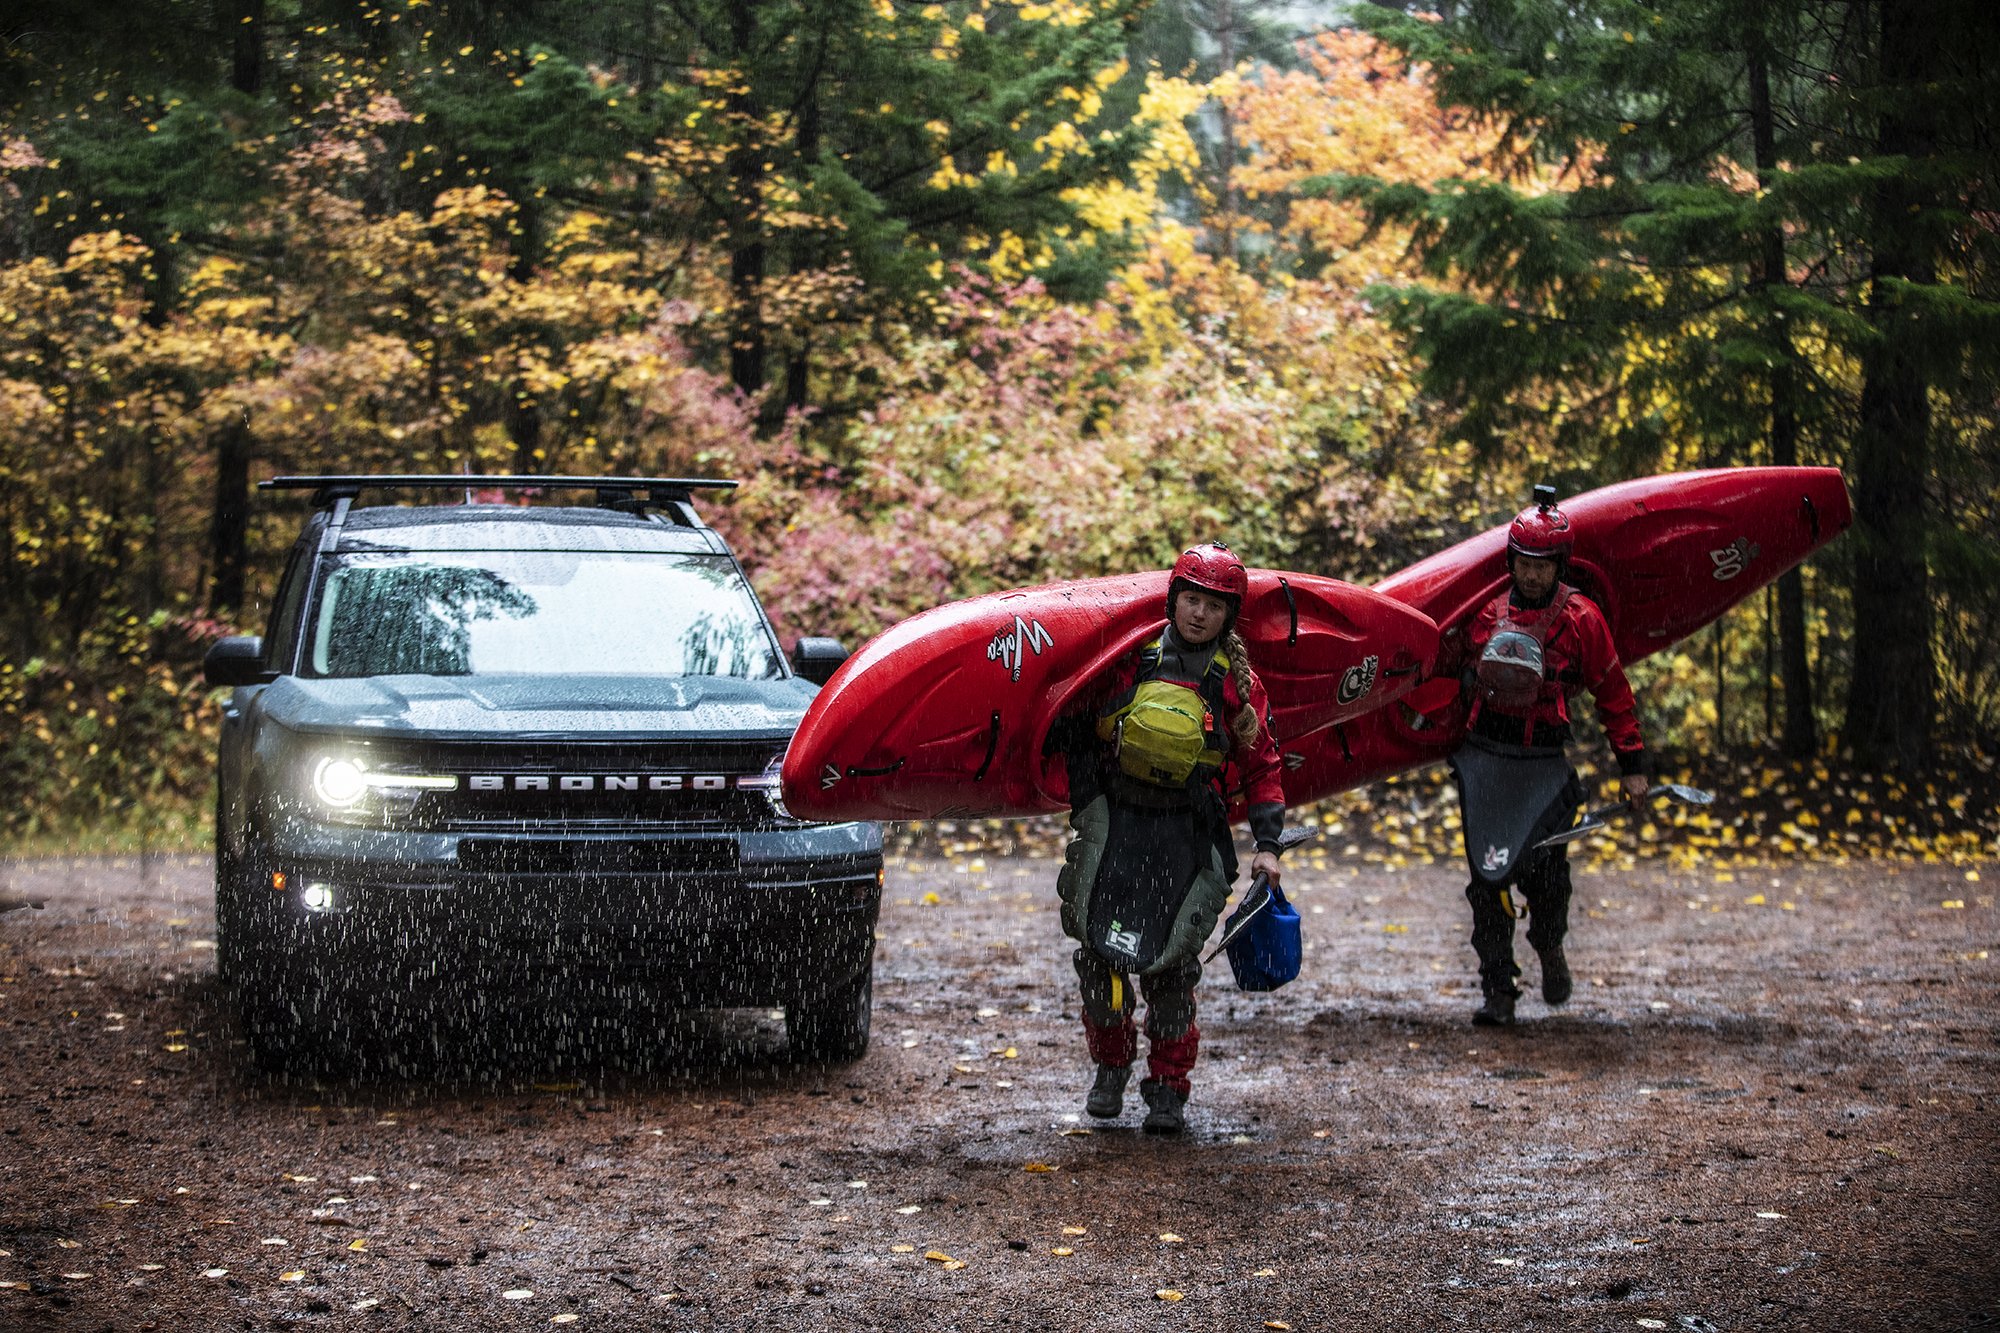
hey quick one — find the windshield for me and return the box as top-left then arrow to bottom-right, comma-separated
304,549 -> 783,679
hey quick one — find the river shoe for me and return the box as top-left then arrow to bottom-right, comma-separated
1537,942 -> 1573,1006
1086,1063 -> 1132,1119
1472,985 -> 1518,1027
1140,1080 -> 1187,1135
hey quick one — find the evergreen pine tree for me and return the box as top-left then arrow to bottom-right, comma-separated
1324,0 -> 2000,764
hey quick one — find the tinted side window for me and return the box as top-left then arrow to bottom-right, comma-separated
262,542 -> 313,675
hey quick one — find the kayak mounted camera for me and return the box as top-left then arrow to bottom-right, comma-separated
1533,482 -> 1559,510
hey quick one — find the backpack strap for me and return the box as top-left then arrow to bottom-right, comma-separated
1137,637 -> 1165,679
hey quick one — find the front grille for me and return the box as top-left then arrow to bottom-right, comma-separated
370,739 -> 782,832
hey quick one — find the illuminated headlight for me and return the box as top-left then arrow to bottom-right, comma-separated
310,755 -> 458,809
737,754 -> 792,821
301,881 -> 336,912
312,758 -> 368,807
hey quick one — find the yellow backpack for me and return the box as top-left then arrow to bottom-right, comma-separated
1098,639 -> 1230,787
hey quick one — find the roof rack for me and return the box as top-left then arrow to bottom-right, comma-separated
259,474 -> 739,525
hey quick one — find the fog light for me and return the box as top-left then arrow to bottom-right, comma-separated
301,882 -> 336,912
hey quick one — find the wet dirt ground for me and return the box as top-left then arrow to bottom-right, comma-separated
1,847 -> 1996,1331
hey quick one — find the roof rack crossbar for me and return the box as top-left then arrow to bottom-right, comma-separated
260,475 -> 738,493
259,475 -> 738,519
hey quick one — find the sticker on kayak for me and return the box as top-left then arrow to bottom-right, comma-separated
821,764 -> 841,790
1336,654 -> 1380,706
1481,844 -> 1510,873
987,614 -> 1054,682
1709,537 -> 1761,581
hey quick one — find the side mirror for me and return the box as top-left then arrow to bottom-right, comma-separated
203,636 -> 270,687
792,636 -> 848,686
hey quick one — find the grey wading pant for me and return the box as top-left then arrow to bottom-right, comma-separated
1072,947 -> 1200,1042
1466,845 -> 1574,999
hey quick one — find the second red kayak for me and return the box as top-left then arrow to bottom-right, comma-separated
1267,466 -> 1854,806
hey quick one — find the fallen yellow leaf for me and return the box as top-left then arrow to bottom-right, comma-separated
1156,1289 -> 1184,1302
1158,1233 -> 1184,1243
1266,1323 -> 1293,1330
1061,1225 -> 1087,1236
1023,1163 -> 1057,1173
1051,1247 -> 1075,1256
891,1244 -> 915,1253
347,1238 -> 366,1252
279,1271 -> 305,1282
924,1250 -> 955,1263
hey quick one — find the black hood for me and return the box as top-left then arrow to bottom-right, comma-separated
253,672 -> 816,742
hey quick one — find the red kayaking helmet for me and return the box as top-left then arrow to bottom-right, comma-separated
1507,484 -> 1574,561
1168,542 -> 1248,629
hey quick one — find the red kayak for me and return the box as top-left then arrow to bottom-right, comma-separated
781,571 -> 1439,821
1269,466 -> 1854,806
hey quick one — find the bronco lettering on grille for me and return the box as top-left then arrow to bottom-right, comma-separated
467,774 -> 745,792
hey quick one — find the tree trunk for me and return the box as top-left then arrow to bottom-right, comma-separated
506,398 -> 543,472
726,0 -> 768,412
1842,0 -> 1938,767
230,0 -> 266,95
783,58 -> 823,423
1748,39 -> 1817,756
208,412 -> 252,616
1213,0 -> 1239,261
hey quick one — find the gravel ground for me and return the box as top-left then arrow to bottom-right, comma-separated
1,847 -> 1995,1331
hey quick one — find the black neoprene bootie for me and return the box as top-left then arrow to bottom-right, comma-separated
1537,942 -> 1572,1006
1472,984 -> 1517,1027
1140,1080 -> 1187,1135
1085,1063 -> 1131,1119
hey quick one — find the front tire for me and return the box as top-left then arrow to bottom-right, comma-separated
213,844 -> 248,986
786,962 -> 873,1063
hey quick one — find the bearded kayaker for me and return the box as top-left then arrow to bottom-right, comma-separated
1451,487 -> 1650,1027
1051,543 -> 1287,1133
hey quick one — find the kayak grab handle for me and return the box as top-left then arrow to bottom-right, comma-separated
1279,577 -> 1297,647
1801,494 -> 1820,542
845,759 -> 905,779
973,710 -> 1001,783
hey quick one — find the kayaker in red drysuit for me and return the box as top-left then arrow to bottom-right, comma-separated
1452,489 -> 1649,1026
1051,542 -> 1287,1133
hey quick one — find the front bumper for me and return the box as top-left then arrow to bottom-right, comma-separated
235,820 -> 882,1006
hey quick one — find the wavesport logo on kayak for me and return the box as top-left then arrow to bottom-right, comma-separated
1481,844 -> 1510,872
987,614 -> 1054,682
1336,654 -> 1380,706
1709,537 -> 1761,581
